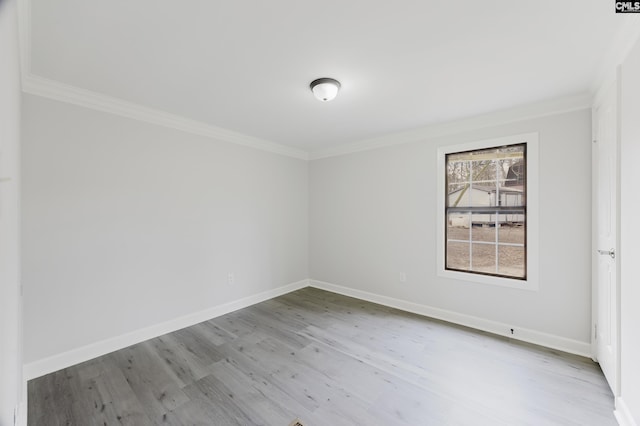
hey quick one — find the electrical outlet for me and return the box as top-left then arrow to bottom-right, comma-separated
399,272 -> 407,283
227,272 -> 234,285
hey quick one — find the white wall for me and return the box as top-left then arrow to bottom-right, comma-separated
22,94 -> 308,365
619,37 -> 640,426
0,0 -> 23,423
310,109 -> 592,346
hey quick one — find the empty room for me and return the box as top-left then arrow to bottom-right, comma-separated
1,0 -> 640,425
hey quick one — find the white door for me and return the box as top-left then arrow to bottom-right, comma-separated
593,83 -> 619,394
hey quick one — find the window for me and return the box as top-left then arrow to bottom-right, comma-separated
446,144 -> 526,279
437,133 -> 538,290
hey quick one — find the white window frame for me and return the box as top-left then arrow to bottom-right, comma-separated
436,132 -> 539,291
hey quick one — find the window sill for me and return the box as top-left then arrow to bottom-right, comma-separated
437,268 -> 539,291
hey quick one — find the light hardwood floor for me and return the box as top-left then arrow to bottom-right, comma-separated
28,287 -> 617,425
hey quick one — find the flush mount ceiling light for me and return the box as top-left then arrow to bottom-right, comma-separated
310,78 -> 341,102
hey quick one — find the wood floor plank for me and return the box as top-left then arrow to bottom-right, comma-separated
107,342 -> 190,420
146,334 -> 212,386
207,361 -> 300,425
81,367 -> 153,426
179,374 -> 261,425
297,341 -> 404,404
28,287 -> 617,425
170,323 -> 229,365
211,344 -> 317,419
28,370 -> 78,425
231,309 -> 312,350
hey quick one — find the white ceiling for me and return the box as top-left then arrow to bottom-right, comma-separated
29,0 -> 622,153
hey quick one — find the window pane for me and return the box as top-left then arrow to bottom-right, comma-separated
447,213 -> 470,240
468,184 -> 492,207
446,157 -> 471,207
472,243 -> 496,274
498,222 -> 525,244
498,246 -> 525,278
448,185 -> 472,207
499,190 -> 524,207
471,220 -> 496,243
447,242 -> 470,271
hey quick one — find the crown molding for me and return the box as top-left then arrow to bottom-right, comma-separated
308,93 -> 593,160
17,70 -> 594,163
16,0 -> 307,160
21,74 -> 309,160
22,71 -> 592,163
15,0 -> 611,163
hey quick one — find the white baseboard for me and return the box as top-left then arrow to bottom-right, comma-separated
23,279 -> 309,380
24,277 -> 593,382
615,397 -> 639,426
309,280 -> 592,358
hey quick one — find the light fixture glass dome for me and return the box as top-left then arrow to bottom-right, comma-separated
310,78 -> 341,102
